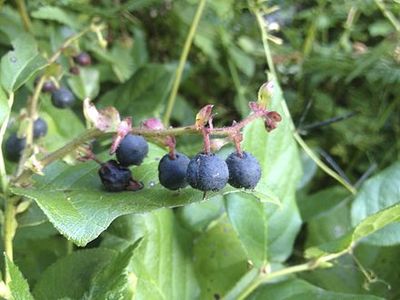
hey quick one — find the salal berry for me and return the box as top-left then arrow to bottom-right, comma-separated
73,52 -> 92,66
158,152 -> 190,190
42,80 -> 56,93
98,160 -> 132,192
226,151 -> 261,189
116,134 -> 149,167
186,153 -> 229,192
51,87 -> 75,109
33,117 -> 48,139
5,134 -> 26,162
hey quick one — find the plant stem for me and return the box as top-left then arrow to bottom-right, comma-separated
0,93 -> 14,193
3,197 -> 17,283
252,5 -> 357,195
162,0 -> 207,126
15,0 -> 32,32
16,76 -> 45,177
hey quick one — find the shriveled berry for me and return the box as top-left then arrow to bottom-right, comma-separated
51,87 -> 75,108
98,160 -> 132,192
69,66 -> 80,75
5,134 -> 26,162
116,134 -> 149,167
158,152 -> 190,190
226,151 -> 261,189
33,117 -> 48,139
73,52 -> 92,66
186,153 -> 229,192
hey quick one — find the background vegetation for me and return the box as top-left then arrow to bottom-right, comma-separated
0,0 -> 399,299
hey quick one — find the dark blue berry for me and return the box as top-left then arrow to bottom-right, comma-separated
35,77 -> 56,93
116,134 -> 149,167
98,160 -> 132,192
73,52 -> 91,66
33,117 -> 48,139
158,152 -> 190,190
5,134 -> 26,162
186,153 -> 229,192
226,151 -> 261,189
51,87 -> 75,109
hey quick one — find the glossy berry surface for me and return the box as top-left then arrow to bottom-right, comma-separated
226,151 -> 261,189
98,160 -> 132,192
116,134 -> 149,167
186,153 -> 229,192
73,52 -> 92,66
33,117 -> 48,139
5,134 -> 26,162
158,152 -> 190,190
51,87 -> 75,108
42,80 -> 56,93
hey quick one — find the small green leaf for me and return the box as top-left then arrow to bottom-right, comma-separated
86,241 -> 141,299
33,249 -> 116,299
31,6 -> 80,29
351,162 -> 400,246
225,193 -> 268,266
5,257 -> 34,300
67,68 -> 100,100
0,34 -> 47,93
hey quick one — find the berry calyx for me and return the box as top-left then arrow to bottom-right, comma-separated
98,160 -> 134,192
158,152 -> 190,190
5,134 -> 26,162
226,151 -> 261,189
116,134 -> 149,167
73,52 -> 92,66
51,87 -> 75,109
186,153 -> 229,191
33,117 -> 48,139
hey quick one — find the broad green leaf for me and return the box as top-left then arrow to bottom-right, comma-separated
241,82 -> 302,262
67,68 -> 100,100
100,64 -> 173,121
31,6 -> 80,29
0,7 -> 25,40
193,216 -> 248,299
306,203 -> 400,258
0,34 -> 47,93
0,86 -> 7,125
17,202 -> 47,227
85,242 -> 140,299
10,151 -> 230,246
248,279 -> 384,300
225,193 -> 268,266
5,257 -> 34,300
351,162 -> 400,246
132,209 -> 200,300
33,249 -> 116,300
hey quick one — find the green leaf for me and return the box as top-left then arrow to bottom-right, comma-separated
85,241 -> 140,299
241,82 -> 302,262
351,162 -> 400,246
248,279 -> 384,300
5,257 -> 34,300
225,193 -> 268,266
100,64 -> 173,121
193,216 -> 248,299
67,68 -> 100,100
33,249 -> 116,300
10,150 -> 230,246
31,6 -> 80,29
132,209 -> 200,299
0,33 -> 47,93
0,86 -> 7,125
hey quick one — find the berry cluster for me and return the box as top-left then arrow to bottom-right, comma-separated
98,131 -> 262,193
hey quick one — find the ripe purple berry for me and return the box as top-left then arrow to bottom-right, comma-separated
33,117 -> 48,139
5,134 -> 26,162
98,160 -> 132,192
158,152 -> 190,190
73,52 -> 92,66
116,134 -> 149,167
51,87 -> 75,109
226,151 -> 261,189
186,153 -> 229,192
